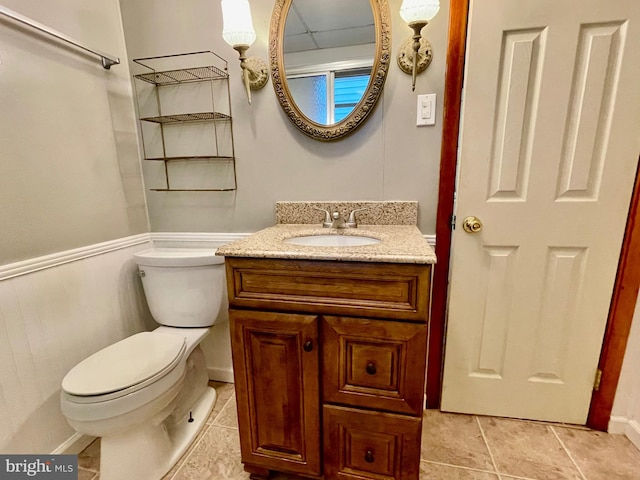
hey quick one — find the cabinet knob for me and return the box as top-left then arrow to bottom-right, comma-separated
303,340 -> 313,352
364,450 -> 375,463
366,362 -> 377,375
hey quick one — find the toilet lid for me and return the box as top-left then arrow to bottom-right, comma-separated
62,332 -> 186,396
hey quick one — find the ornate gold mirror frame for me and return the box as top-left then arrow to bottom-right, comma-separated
269,0 -> 391,141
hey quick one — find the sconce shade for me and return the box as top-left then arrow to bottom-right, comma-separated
399,0 -> 440,23
221,0 -> 257,47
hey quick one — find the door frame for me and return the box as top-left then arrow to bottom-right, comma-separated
428,0 -> 640,431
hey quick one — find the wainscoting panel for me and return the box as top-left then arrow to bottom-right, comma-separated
0,236 -> 153,454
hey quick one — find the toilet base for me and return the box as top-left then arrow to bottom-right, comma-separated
99,387 -> 217,480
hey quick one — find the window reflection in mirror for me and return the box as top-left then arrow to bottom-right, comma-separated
282,0 -> 375,126
286,66 -> 371,124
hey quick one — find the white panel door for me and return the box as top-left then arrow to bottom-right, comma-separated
441,0 -> 640,424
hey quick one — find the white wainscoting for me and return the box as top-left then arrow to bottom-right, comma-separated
0,235 -> 152,454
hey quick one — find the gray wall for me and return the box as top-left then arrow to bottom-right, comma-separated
0,0 -> 148,265
119,0 -> 448,234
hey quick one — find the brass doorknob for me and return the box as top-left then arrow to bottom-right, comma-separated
462,216 -> 483,233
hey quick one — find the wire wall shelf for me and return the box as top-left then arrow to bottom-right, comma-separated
144,155 -> 234,162
134,66 -> 228,86
132,51 -> 237,192
150,187 -> 237,192
139,112 -> 231,124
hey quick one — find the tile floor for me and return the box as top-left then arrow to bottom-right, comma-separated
78,382 -> 640,480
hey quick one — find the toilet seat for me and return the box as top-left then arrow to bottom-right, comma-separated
62,332 -> 186,402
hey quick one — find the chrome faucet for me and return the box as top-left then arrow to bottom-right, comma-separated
345,208 -> 367,228
313,207 -> 367,229
330,211 -> 346,228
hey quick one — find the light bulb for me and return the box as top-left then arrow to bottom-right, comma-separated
221,0 -> 257,47
399,0 -> 440,24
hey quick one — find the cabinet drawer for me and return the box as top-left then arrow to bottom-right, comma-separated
324,405 -> 421,480
225,257 -> 430,322
323,316 -> 427,415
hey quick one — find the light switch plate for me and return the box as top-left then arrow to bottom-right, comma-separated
417,93 -> 436,126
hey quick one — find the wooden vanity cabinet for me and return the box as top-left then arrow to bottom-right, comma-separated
226,257 -> 431,480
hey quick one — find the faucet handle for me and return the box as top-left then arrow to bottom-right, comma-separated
312,207 -> 332,228
346,208 -> 368,228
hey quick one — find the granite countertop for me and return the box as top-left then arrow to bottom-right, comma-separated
216,224 -> 436,264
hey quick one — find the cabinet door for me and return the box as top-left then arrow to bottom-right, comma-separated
230,309 -> 321,476
324,405 -> 421,480
323,316 -> 427,415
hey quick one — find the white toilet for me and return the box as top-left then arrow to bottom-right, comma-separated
60,248 -> 226,480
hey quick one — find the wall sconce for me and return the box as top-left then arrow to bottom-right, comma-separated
397,0 -> 440,91
221,0 -> 268,104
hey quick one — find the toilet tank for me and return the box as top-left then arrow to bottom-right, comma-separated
133,248 -> 226,328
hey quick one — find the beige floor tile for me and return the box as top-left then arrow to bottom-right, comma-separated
77,468 -> 97,480
161,455 -> 183,479
208,381 -> 236,425
214,395 -> 239,428
163,383 -> 233,479
161,426 -> 211,479
422,411 -> 494,471
419,461 -> 499,479
78,439 -> 100,472
478,416 -> 582,480
171,425 -> 249,480
554,426 -> 640,480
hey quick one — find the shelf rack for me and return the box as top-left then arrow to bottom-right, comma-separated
132,51 -> 236,192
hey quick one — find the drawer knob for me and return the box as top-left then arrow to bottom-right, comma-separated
303,340 -> 313,352
364,450 -> 375,463
366,362 -> 377,375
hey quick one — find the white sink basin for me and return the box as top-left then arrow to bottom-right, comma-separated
284,234 -> 381,247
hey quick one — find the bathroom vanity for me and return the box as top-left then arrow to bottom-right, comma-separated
217,208 -> 435,480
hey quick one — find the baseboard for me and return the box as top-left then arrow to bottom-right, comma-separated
424,234 -> 435,247
51,433 -> 97,455
208,367 -> 235,384
628,420 -> 640,450
609,415 -> 640,451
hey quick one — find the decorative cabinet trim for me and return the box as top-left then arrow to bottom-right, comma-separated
226,256 -> 431,480
322,316 -> 428,416
323,405 -> 421,480
225,257 -> 431,322
229,309 -> 322,476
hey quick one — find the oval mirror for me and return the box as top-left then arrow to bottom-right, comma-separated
269,0 -> 391,141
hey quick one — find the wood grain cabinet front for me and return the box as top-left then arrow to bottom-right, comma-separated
226,258 -> 431,480
323,316 -> 427,416
323,405 -> 422,480
229,309 -> 322,477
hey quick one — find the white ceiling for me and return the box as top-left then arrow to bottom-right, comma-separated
283,0 -> 375,53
